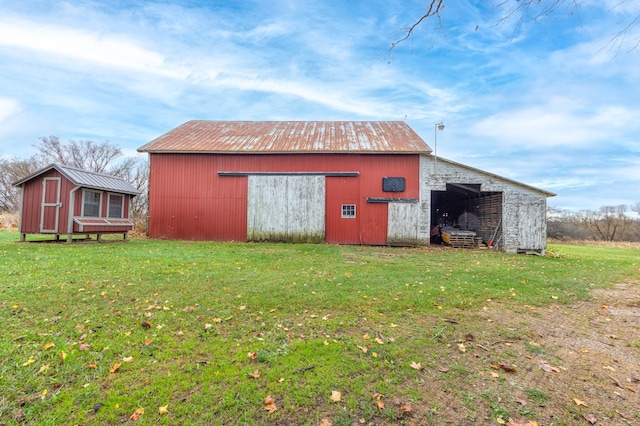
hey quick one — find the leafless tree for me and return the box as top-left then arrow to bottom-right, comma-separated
576,205 -> 633,241
0,157 -> 42,212
392,0 -> 640,52
35,136 -> 122,173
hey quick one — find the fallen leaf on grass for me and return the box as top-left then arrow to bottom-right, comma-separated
374,337 -> 384,345
109,362 -> 121,373
515,397 -> 528,406
122,356 -> 134,362
362,333 -> 370,340
457,343 -> 466,353
158,405 -> 169,415
373,393 -> 385,409
129,407 -> 144,421
43,342 -> 55,350
357,345 -> 368,353
319,419 -> 333,426
264,396 -> 277,413
539,360 -> 559,373
249,370 -> 261,378
498,362 -> 517,373
582,413 -> 596,424
23,358 -> 35,367
59,351 -> 67,361
140,321 -> 152,329
330,390 -> 341,402
38,364 -> 50,373
437,366 -> 449,373
400,402 -> 413,415
79,343 -> 90,351
88,361 -> 98,369
573,398 -> 588,407
410,361 -> 423,370
247,352 -> 257,361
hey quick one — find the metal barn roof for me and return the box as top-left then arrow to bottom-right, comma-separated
138,121 -> 432,154
13,164 -> 139,195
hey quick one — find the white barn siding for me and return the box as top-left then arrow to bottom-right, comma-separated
247,175 -> 325,243
419,156 -> 550,253
387,202 -> 419,245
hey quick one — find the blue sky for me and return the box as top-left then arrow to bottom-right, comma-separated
1,0 -> 639,212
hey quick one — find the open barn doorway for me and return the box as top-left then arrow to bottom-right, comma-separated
431,184 -> 503,248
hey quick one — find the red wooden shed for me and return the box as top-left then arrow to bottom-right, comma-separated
13,164 -> 139,242
138,121 -> 429,245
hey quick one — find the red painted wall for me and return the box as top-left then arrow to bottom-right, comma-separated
147,153 -> 420,244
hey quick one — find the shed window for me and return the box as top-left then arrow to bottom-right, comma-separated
82,190 -> 101,217
108,194 -> 124,218
341,204 -> 356,218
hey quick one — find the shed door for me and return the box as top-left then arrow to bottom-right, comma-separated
247,175 -> 325,243
40,177 -> 61,233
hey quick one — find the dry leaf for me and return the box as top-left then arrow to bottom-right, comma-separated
158,404 -> 169,415
122,356 -> 134,362
374,337 -> 384,345
129,407 -> 144,421
376,399 -> 385,409
38,364 -> 50,373
43,342 -> 55,350
496,418 -> 506,424
59,351 -> 67,361
22,358 -> 35,367
582,413 -> 597,424
410,361 -> 423,370
88,361 -> 98,369
320,419 -> 333,426
498,362 -> 517,373
330,390 -> 341,402
362,333 -> 370,340
141,321 -> 152,329
249,370 -> 261,378
437,366 -> 449,373
573,398 -> 588,407
357,345 -> 368,353
457,343 -> 466,353
79,343 -> 90,351
109,362 -> 121,373
400,402 -> 413,414
515,397 -> 528,406
264,395 -> 277,413
204,323 -> 213,330
248,352 -> 257,361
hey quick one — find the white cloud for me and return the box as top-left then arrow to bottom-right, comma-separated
0,98 -> 20,122
0,17 -> 189,79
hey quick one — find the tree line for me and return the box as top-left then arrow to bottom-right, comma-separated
548,204 -> 640,242
0,136 -> 148,228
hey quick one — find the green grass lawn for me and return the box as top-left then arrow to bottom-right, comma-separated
0,230 -> 637,425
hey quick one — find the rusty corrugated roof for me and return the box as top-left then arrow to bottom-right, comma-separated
13,164 -> 139,195
138,121 -> 432,154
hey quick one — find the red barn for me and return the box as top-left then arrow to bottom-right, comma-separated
138,121 -> 427,245
139,120 -> 554,252
13,164 -> 139,242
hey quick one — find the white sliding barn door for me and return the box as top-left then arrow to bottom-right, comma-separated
247,175 -> 325,243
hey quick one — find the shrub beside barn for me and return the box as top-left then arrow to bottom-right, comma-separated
138,120 -> 554,253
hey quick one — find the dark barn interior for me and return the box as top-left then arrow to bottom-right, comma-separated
431,183 -> 503,246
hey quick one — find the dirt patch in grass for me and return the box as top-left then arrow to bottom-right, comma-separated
418,280 -> 640,425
